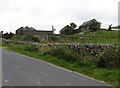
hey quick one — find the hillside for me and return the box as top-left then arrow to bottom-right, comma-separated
49,30 -> 119,44
9,30 -> 119,44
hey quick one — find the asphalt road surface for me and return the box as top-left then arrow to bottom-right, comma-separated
2,49 -> 113,87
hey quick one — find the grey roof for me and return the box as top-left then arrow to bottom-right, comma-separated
81,19 -> 99,26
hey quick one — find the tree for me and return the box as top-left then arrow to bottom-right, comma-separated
70,23 -> 77,29
2,32 -> 14,39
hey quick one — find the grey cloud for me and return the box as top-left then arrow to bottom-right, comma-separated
0,0 -> 23,13
0,0 -> 119,34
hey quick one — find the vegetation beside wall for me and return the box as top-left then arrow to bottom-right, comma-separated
97,46 -> 120,69
43,46 -> 120,69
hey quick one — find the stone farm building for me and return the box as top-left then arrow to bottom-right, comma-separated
74,19 -> 101,33
60,19 -> 101,35
16,26 -> 53,40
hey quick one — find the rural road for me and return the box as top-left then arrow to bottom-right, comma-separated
2,49 -> 113,87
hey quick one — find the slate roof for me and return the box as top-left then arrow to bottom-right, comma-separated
81,19 -> 99,27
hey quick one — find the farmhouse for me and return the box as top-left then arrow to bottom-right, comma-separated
74,19 -> 101,33
16,26 -> 53,39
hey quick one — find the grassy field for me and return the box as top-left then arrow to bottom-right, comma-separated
48,30 -> 119,44
2,44 -> 119,88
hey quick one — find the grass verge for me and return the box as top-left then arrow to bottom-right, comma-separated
2,44 -> 119,88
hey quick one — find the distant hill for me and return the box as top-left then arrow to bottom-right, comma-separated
112,25 -> 120,29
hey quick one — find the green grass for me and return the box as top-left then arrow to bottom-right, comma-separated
0,45 -> 7,49
10,35 -> 25,41
3,44 -> 119,88
69,30 -> 118,44
49,30 -> 119,44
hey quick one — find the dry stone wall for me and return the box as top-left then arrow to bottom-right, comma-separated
2,39 -> 119,56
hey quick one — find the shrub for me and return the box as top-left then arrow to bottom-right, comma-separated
43,47 -> 82,63
10,35 -> 25,41
48,35 -> 59,42
2,32 -> 14,39
24,44 -> 39,52
97,46 -> 120,69
24,36 -> 39,42
43,47 -> 95,65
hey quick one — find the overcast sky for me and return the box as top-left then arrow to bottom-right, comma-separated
0,0 -> 119,34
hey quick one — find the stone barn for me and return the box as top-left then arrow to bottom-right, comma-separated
16,26 -> 53,40
74,19 -> 101,33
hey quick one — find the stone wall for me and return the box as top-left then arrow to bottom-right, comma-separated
2,39 -> 119,57
41,43 -> 118,56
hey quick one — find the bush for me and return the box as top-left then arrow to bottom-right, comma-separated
24,36 -> 39,42
43,47 -> 93,65
44,47 -> 81,62
10,35 -> 25,41
48,35 -> 59,42
24,44 -> 39,52
2,32 -> 14,39
97,46 -> 120,69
